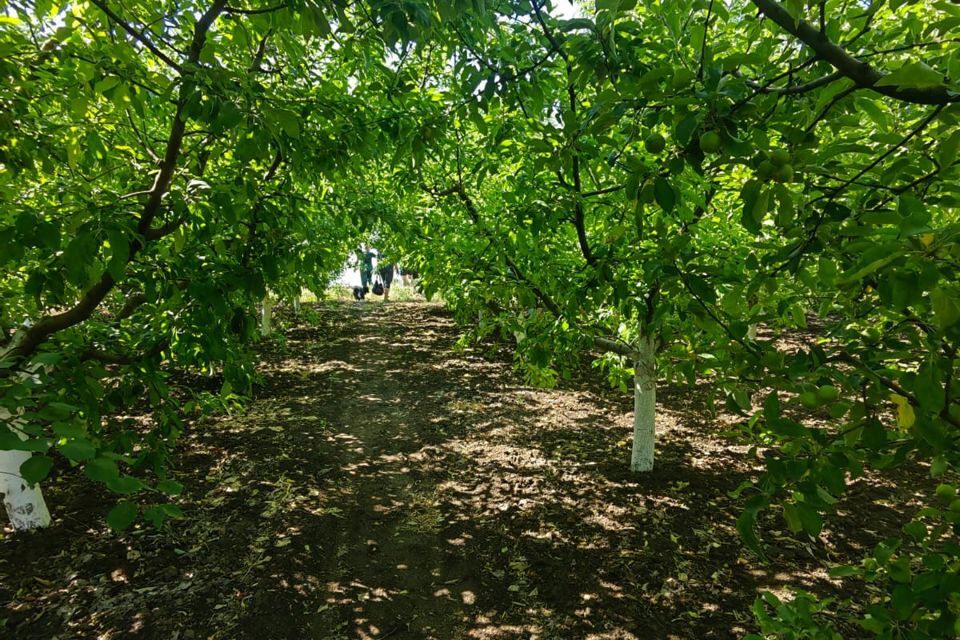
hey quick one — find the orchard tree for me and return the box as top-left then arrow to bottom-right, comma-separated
390,0 -> 771,475
0,0 -> 475,531
380,0 -> 960,635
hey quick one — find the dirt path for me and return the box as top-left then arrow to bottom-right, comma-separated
3,302 -> 887,639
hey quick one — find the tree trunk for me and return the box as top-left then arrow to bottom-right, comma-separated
260,295 -> 274,337
0,410 -> 51,530
630,334 -> 657,472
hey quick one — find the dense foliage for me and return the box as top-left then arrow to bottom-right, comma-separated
3,0 -> 960,637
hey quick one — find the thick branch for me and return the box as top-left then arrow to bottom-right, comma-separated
115,293 -> 147,321
2,0 -> 228,364
751,0 -> 958,105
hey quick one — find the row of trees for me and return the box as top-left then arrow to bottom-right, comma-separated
386,0 -> 960,636
0,0 -> 410,528
2,0 -> 959,636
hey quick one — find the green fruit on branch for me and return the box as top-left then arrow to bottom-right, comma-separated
816,385 -> 839,402
699,130 -> 721,154
773,163 -> 794,183
799,391 -> 819,409
644,132 -> 666,154
756,160 -> 774,181
936,483 -> 957,501
770,148 -> 791,167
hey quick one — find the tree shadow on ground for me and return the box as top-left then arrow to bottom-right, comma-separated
1,302 -> 910,639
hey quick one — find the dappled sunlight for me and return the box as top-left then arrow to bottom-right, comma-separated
2,302 -> 920,638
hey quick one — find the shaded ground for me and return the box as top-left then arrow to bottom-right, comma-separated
0,302 -> 913,638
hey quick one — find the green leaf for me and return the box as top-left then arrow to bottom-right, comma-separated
931,455 -> 949,477
59,439 -> 96,462
828,565 -> 859,578
142,504 -> 182,527
0,428 -> 50,452
938,130 -> 960,172
84,456 -> 120,483
797,502 -> 823,536
687,273 -> 717,304
930,287 -> 960,329
106,229 -> 129,282
143,505 -> 168,528
875,62 -> 945,90
835,244 -> 904,285
887,557 -> 912,583
653,177 -> 675,213
162,503 -> 184,518
914,361 -> 945,411
736,509 -> 763,555
106,502 -> 138,531
783,503 -> 803,533
19,454 -> 54,485
783,0 -> 805,26
107,474 -> 145,495
264,107 -> 300,138
157,479 -> 184,496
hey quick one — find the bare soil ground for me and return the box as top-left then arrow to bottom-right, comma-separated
1,302 -> 914,639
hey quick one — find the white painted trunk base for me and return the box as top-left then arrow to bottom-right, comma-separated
0,410 -> 51,530
630,336 -> 657,473
260,295 -> 274,337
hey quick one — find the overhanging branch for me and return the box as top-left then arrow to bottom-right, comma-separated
751,0 -> 958,105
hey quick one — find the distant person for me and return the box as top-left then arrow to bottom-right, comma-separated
357,245 -> 376,297
378,260 -> 396,301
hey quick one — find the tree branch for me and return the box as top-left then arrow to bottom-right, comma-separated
821,105 -> 943,201
750,0 -> 958,105
225,4 -> 286,15
1,0 -> 229,365
83,339 -> 168,365
833,352 -> 960,429
745,70 -> 844,95
697,0 -> 715,82
88,0 -> 183,72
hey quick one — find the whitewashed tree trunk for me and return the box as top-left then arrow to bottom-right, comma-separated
292,297 -> 301,315
630,334 -> 658,473
260,295 -> 274,337
0,410 -> 51,530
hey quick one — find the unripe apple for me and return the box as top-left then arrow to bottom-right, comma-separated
645,132 -> 666,154
936,484 -> 956,501
799,391 -> 819,409
817,385 -> 840,402
756,160 -> 774,181
770,148 -> 791,167
773,163 -> 794,183
699,130 -> 721,154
